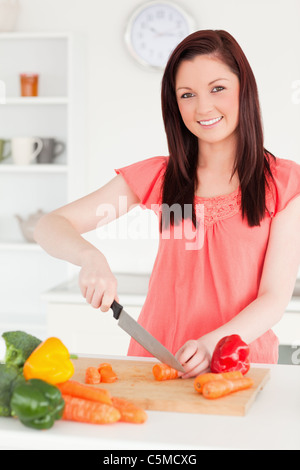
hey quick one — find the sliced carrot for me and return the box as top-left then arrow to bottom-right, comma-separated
62,394 -> 120,424
152,363 -> 178,381
202,377 -> 254,399
98,362 -> 112,369
100,367 -> 118,383
111,397 -> 148,424
85,366 -> 101,384
194,371 -> 243,394
98,363 -> 118,383
57,380 -> 112,405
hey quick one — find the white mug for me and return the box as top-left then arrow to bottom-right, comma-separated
11,137 -> 43,165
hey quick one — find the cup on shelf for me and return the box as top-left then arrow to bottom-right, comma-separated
11,137 -> 43,165
15,209 -> 47,243
0,0 -> 19,32
20,73 -> 39,97
35,138 -> 65,164
0,139 -> 11,162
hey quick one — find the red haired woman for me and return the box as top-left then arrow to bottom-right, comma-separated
34,30 -> 300,378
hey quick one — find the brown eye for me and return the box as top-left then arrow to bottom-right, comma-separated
181,92 -> 194,99
211,86 -> 225,93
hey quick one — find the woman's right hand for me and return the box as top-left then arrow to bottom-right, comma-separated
79,250 -> 119,312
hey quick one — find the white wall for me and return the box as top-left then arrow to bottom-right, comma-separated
14,0 -> 300,273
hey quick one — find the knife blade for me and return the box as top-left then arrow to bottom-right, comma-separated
110,300 -> 185,372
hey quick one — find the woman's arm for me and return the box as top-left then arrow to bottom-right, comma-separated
34,174 -> 140,310
176,195 -> 300,378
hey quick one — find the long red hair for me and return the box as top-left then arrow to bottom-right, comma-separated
160,29 -> 274,230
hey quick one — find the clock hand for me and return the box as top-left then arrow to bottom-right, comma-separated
159,32 -> 178,37
148,26 -> 159,34
147,25 -> 183,38
162,25 -> 184,36
147,27 -> 173,38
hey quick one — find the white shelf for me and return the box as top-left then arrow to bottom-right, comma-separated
0,32 -> 87,320
3,97 -> 68,105
0,32 -> 71,40
0,164 -> 68,173
0,241 -> 42,251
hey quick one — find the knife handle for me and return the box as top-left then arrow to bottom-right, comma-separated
110,300 -> 123,320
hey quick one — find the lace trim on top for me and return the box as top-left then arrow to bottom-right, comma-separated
194,188 -> 241,226
194,186 -> 274,226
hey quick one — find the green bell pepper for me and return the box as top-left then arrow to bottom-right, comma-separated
10,378 -> 65,430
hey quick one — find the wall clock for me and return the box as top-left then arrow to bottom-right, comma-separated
125,1 -> 196,70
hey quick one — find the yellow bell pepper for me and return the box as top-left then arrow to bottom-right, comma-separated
23,337 -> 74,385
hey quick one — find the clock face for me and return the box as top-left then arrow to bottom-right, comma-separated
125,1 -> 195,69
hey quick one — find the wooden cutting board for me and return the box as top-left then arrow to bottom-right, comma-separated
71,357 -> 270,417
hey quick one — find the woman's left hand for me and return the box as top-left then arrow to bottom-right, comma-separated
175,339 -> 211,379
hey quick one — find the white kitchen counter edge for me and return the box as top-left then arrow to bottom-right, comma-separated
41,289 -> 300,311
41,292 -> 147,306
41,272 -> 300,311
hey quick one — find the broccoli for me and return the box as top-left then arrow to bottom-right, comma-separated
2,330 -> 42,369
0,363 -> 25,416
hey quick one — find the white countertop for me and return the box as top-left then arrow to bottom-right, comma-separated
42,274 -> 300,311
41,273 -> 149,306
0,356 -> 299,450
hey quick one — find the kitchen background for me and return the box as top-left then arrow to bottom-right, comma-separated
0,0 -> 299,363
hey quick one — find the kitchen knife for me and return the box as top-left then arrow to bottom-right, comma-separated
110,300 -> 185,373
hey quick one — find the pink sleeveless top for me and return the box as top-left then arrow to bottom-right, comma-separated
115,156 -> 300,363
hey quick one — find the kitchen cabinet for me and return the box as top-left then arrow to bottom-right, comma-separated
46,302 -> 142,356
41,273 -> 149,355
0,32 -> 87,325
273,283 -> 300,364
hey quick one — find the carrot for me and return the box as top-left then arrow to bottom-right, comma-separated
111,397 -> 148,424
202,377 -> 254,399
152,363 -> 178,381
98,363 -> 118,383
62,394 -> 121,424
98,362 -> 112,369
100,368 -> 118,383
57,380 -> 112,405
194,371 -> 243,393
85,366 -> 101,384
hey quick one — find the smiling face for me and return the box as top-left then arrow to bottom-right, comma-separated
175,54 -> 240,148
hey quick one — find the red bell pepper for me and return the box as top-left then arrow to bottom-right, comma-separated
210,334 -> 250,375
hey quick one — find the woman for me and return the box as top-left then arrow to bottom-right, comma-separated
34,30 -> 300,378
